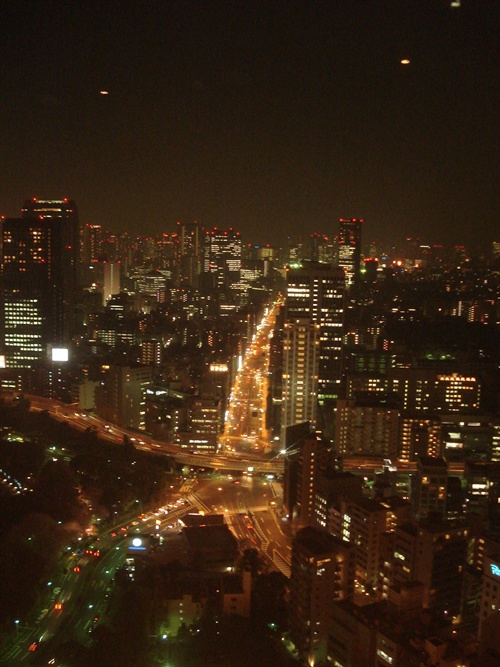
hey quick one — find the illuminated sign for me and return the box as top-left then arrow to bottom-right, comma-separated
491,563 -> 500,578
210,363 -> 228,373
0,355 -> 5,369
128,536 -> 147,552
52,348 -> 69,362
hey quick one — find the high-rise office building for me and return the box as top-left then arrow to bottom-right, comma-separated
1,216 -> 64,370
22,198 -> 80,338
202,227 -> 242,293
338,217 -> 362,288
176,220 -> 201,287
82,223 -> 103,265
285,261 -> 345,398
293,434 -> 331,529
176,397 -> 221,453
281,319 -> 320,440
310,232 -> 335,264
82,223 -> 104,286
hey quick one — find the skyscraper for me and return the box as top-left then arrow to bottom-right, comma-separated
310,232 -> 335,264
22,198 -> 80,338
82,223 -> 103,265
285,261 -> 345,396
281,322 -> 320,441
338,218 -> 362,288
1,216 -> 64,370
202,227 -> 242,293
176,220 -> 201,287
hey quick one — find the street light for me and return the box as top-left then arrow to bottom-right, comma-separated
15,619 -> 20,635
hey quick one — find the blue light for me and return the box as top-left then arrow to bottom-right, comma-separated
491,563 -> 500,578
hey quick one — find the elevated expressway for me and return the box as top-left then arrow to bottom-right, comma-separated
13,394 -> 465,477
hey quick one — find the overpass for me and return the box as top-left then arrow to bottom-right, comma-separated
175,453 -> 285,475
16,395 -> 466,477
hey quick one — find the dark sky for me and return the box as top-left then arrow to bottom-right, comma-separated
1,0 -> 498,248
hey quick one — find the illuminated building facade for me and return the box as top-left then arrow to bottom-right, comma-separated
441,417 -> 494,462
293,435 -> 330,528
140,339 -> 162,367
493,421 -> 500,462
82,223 -> 103,264
338,497 -> 411,591
175,397 -> 221,453
94,364 -> 153,430
0,217 -> 64,370
434,373 -> 480,413
103,262 -> 121,305
464,462 -> 500,527
309,232 -> 335,264
338,217 -> 362,288
399,417 -> 442,462
345,372 -> 390,397
335,393 -> 400,459
281,318 -> 320,440
203,227 -> 242,292
389,367 -> 481,414
285,261 -> 345,397
132,268 -> 167,297
22,198 -> 80,339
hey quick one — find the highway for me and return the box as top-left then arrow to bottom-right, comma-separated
0,470 -> 290,664
17,302 -> 284,475
0,297 -> 470,663
0,501 -> 201,664
191,471 -> 291,576
0,516 -> 131,664
24,396 -> 466,478
221,304 -> 277,457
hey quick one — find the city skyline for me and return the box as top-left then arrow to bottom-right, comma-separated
1,1 -> 498,248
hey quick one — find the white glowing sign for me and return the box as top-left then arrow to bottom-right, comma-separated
52,348 -> 69,362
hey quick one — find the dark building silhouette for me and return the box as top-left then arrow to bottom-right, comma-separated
290,525 -> 354,665
338,217 -> 362,289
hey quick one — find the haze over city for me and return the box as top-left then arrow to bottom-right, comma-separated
1,0 -> 498,247
1,3 -> 500,667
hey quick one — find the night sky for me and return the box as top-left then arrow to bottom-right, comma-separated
1,1 -> 498,248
